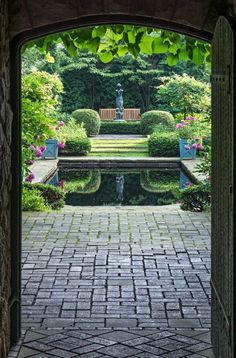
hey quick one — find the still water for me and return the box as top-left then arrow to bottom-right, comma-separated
47,168 -> 192,206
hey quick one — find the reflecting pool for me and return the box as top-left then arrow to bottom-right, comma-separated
47,168 -> 193,206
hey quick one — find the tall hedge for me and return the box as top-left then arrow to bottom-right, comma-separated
72,109 -> 101,136
140,110 -> 175,134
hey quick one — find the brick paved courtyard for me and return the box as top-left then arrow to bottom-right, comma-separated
10,206 -> 213,357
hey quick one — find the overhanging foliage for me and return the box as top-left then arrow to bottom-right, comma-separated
24,25 -> 211,66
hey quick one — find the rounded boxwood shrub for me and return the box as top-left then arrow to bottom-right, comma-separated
140,110 -> 175,134
24,182 -> 65,210
148,132 -> 179,157
71,109 -> 101,136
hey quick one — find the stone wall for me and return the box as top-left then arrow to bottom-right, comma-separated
0,0 -> 12,357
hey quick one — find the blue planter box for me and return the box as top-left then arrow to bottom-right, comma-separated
179,139 -> 196,160
41,139 -> 58,159
180,171 -> 191,189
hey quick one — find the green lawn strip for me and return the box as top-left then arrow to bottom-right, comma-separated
91,148 -> 148,152
90,138 -> 149,157
89,151 -> 149,157
91,140 -> 148,149
91,139 -> 147,144
92,145 -> 148,149
92,146 -> 148,149
92,143 -> 147,147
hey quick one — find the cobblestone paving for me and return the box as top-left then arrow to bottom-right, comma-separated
12,207 -> 213,357
10,327 -> 213,357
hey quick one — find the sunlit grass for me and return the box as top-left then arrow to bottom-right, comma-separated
89,151 -> 149,157
90,137 -> 149,157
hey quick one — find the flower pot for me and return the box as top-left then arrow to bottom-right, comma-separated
41,139 -> 58,159
179,139 -> 197,160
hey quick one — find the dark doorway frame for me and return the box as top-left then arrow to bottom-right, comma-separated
9,14 -> 213,345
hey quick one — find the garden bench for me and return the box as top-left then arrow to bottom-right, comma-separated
99,108 -> 141,120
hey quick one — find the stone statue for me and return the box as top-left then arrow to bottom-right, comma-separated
116,174 -> 124,203
115,83 -> 124,120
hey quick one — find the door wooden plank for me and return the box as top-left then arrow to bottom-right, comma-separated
212,16 -> 235,358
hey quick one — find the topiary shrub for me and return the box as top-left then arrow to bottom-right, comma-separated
71,109 -> 101,136
180,183 -> 211,212
24,182 -> 65,209
140,110 -> 175,134
66,138 -> 91,155
22,187 -> 49,211
100,121 -> 141,134
148,132 -> 179,157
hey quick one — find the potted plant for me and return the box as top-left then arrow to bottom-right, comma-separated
41,121 -> 65,159
176,116 -> 202,159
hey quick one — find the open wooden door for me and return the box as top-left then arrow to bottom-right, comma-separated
211,16 -> 236,358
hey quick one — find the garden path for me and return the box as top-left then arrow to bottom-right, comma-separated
9,206 -> 213,357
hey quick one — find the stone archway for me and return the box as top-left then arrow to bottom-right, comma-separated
1,1 -> 235,357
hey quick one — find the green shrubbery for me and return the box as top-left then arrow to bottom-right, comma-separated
180,183 -> 211,212
24,183 -> 65,210
22,70 -> 63,177
66,138 -> 91,155
22,187 -> 50,211
148,132 -> 179,157
140,110 -> 175,134
71,109 -> 101,136
100,121 -> 141,134
59,119 -> 91,155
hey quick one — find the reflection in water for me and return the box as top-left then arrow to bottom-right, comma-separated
116,174 -> 125,203
47,168 -> 193,206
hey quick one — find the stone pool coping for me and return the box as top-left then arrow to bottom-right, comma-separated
30,159 -> 58,184
30,156 -> 206,184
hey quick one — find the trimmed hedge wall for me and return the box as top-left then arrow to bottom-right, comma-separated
65,137 -> 91,155
148,132 -> 179,157
100,121 -> 141,134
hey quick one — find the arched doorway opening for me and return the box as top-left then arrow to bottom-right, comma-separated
6,8 -> 235,358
